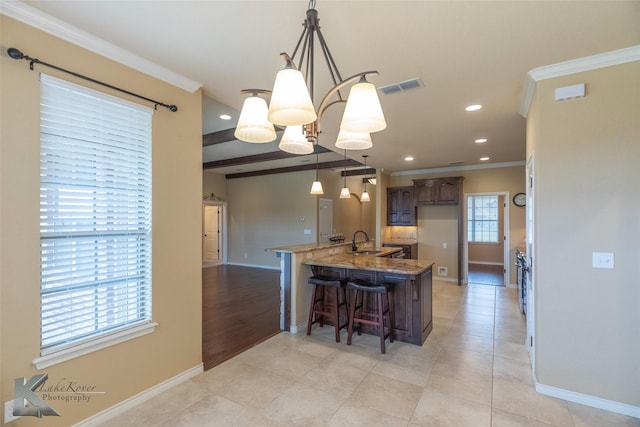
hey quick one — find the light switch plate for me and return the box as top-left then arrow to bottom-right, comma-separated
592,252 -> 614,269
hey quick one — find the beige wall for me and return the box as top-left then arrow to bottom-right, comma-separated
388,166 -> 525,284
0,16 -> 203,425
227,167 -> 376,267
529,61 -> 640,406
203,171 -> 228,201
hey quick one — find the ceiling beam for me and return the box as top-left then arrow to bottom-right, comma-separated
203,145 -> 332,169
203,127 -> 283,146
225,159 -> 371,179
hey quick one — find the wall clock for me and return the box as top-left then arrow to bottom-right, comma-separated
513,192 -> 526,207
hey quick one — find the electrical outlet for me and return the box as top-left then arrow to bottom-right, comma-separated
5,400 -> 21,423
592,252 -> 614,269
438,266 -> 448,276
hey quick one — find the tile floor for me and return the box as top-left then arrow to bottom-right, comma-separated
99,281 -> 639,427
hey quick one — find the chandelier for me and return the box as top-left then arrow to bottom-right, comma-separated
234,0 -> 386,156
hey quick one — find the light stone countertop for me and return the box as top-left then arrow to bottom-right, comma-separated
267,240 -> 372,254
304,253 -> 434,276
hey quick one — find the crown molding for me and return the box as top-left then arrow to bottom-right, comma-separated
520,45 -> 640,118
1,0 -> 203,93
391,161 -> 525,177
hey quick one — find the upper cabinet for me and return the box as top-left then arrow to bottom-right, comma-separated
413,177 -> 463,205
387,186 -> 416,226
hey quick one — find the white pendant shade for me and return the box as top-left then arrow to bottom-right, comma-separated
340,186 -> 351,199
360,189 -> 371,202
279,126 -> 314,154
268,68 -> 317,126
340,80 -> 386,133
335,129 -> 373,150
234,96 -> 277,143
310,180 -> 324,195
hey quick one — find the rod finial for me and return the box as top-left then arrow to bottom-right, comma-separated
168,105 -> 178,112
7,47 -> 24,60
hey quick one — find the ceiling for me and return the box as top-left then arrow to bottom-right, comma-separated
14,1 -> 640,177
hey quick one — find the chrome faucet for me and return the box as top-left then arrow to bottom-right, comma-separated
352,230 -> 370,252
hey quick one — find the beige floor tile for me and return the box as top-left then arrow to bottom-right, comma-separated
257,347 -> 325,380
157,394 -> 255,427
298,358 -> 369,399
566,401 -> 640,427
412,387 -> 492,426
460,303 -> 495,316
326,341 -> 383,371
450,319 -> 495,339
371,350 -> 436,387
436,345 -> 494,376
262,382 -> 344,426
347,372 -> 423,420
441,330 -> 494,355
493,377 -> 574,426
494,325 -> 525,344
492,355 -> 533,386
426,361 -> 493,405
198,361 -> 295,409
328,402 -> 409,427
491,408 -> 555,426
455,310 -> 496,326
494,339 -> 529,363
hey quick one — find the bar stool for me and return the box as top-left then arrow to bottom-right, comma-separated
346,279 -> 395,354
306,275 -> 349,342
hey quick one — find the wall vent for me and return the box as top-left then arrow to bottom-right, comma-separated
379,77 -> 424,96
438,266 -> 448,276
448,161 -> 465,166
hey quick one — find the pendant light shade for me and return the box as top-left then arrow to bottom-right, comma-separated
360,189 -> 371,202
310,180 -> 324,195
234,95 -> 277,143
268,68 -> 317,126
279,126 -> 314,154
340,78 -> 386,133
340,186 -> 351,199
335,129 -> 373,150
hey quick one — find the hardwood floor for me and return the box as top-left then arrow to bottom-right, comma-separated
468,263 -> 504,286
202,264 -> 281,370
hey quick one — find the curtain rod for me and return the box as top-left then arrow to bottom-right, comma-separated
7,47 -> 178,112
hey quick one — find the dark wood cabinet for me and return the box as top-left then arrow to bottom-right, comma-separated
382,243 -> 417,260
310,265 -> 433,346
413,177 -> 462,205
387,186 -> 416,226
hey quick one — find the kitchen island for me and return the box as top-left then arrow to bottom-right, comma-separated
305,254 -> 434,345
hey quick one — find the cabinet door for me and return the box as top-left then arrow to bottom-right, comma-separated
414,180 -> 438,205
387,188 -> 400,225
437,178 -> 460,204
399,188 -> 415,225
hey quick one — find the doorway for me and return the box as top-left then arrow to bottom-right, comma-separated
464,193 -> 510,286
319,198 -> 333,243
203,202 -> 227,267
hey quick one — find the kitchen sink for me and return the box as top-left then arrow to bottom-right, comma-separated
354,250 -> 382,255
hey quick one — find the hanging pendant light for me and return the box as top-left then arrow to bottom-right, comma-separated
335,129 -> 372,150
279,125 -> 314,154
340,76 -> 387,134
360,154 -> 371,202
340,149 -> 351,199
310,146 -> 324,195
234,93 -> 277,143
268,55 -> 317,126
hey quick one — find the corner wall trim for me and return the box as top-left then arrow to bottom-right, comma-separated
73,364 -> 204,426
535,379 -> 640,419
520,45 -> 640,118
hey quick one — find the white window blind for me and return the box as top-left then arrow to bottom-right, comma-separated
467,195 -> 499,243
39,74 -> 153,355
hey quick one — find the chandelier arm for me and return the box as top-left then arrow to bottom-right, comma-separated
240,88 -> 272,96
291,25 -> 308,64
315,71 -> 379,130
315,28 -> 343,88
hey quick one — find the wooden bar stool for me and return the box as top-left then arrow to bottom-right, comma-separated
306,275 -> 349,342
346,279 -> 395,354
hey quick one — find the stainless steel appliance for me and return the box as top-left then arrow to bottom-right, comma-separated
515,250 -> 528,315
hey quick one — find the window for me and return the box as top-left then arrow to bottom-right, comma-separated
467,195 -> 499,243
38,74 -> 153,361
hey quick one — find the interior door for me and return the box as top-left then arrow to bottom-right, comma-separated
203,205 -> 220,261
319,198 -> 333,243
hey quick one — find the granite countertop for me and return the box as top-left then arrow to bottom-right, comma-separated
305,253 -> 434,276
267,240 -> 371,254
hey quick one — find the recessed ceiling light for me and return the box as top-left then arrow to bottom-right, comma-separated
480,157 -> 490,161
465,104 -> 482,112
475,138 -> 487,143
405,156 -> 414,161
219,114 -> 232,120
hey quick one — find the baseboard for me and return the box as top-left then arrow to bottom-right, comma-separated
226,261 -> 280,270
534,376 -> 640,419
73,364 -> 204,426
468,261 -> 504,266
435,277 -> 460,284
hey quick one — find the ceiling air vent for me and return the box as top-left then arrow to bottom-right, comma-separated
379,77 -> 424,96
